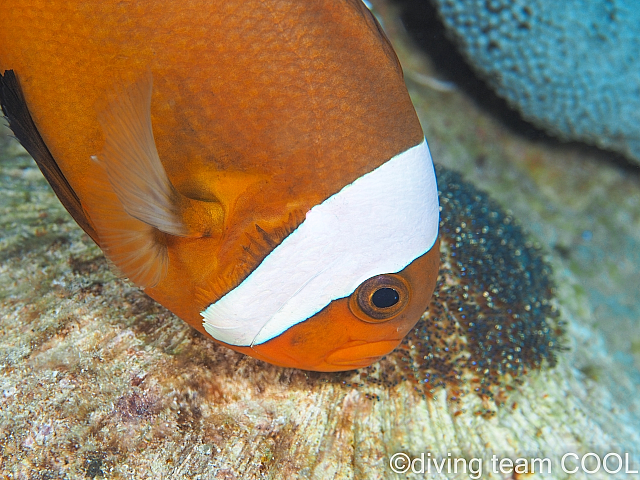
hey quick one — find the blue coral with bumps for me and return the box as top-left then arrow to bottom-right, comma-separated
430,0 -> 640,162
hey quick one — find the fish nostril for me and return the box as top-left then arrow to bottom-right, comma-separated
371,288 -> 399,308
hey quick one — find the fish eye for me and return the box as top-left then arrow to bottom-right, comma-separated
371,287 -> 400,308
349,273 -> 411,323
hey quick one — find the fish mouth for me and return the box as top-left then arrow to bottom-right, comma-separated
324,339 -> 401,368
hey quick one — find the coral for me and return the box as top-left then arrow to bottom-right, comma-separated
429,0 -> 640,162
2,125 -> 640,478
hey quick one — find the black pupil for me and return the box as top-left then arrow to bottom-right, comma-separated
371,288 -> 400,309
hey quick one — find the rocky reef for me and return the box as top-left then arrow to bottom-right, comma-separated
425,0 -> 640,164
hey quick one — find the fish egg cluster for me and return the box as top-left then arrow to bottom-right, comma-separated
336,166 -> 562,402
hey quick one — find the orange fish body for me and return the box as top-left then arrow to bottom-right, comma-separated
0,0 -> 440,371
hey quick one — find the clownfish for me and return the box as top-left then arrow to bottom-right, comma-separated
0,0 -> 440,371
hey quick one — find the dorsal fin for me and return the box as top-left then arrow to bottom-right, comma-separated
0,70 -> 100,244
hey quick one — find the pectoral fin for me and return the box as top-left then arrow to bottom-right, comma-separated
95,72 -> 224,239
87,172 -> 170,288
89,72 -> 225,288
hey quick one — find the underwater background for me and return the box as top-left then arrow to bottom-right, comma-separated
1,0 -> 639,478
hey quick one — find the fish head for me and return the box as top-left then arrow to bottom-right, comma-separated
249,241 -> 440,371
202,140 -> 441,371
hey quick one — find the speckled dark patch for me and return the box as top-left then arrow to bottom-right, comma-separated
84,455 -> 104,479
335,166 -> 563,402
115,390 -> 160,421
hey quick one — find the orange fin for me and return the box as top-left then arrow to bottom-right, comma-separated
87,163 -> 169,289
95,72 -> 224,238
89,72 -> 227,287
0,70 -> 100,244
90,72 -> 226,287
